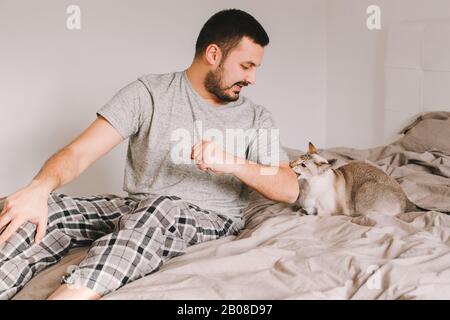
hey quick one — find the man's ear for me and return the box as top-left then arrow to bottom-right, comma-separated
308,142 -> 318,154
205,44 -> 222,66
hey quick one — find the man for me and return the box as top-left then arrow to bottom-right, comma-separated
0,8 -> 299,300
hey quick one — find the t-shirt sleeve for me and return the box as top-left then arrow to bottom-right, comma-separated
246,106 -> 290,165
96,79 -> 152,140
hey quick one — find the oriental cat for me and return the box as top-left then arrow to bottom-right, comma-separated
289,143 -> 417,216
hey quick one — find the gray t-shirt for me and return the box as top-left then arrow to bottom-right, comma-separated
97,70 -> 289,218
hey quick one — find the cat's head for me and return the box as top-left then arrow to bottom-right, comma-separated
289,142 -> 336,178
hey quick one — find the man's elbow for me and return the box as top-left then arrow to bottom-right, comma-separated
284,189 -> 299,204
264,166 -> 299,204
280,170 -> 300,204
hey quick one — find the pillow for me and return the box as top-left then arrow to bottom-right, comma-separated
394,111 -> 450,155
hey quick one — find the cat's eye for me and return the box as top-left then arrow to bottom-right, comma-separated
301,163 -> 306,167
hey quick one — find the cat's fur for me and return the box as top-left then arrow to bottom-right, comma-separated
289,143 -> 417,216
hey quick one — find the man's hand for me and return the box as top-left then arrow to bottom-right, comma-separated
0,117 -> 124,247
190,139 -> 239,174
0,182 -> 50,245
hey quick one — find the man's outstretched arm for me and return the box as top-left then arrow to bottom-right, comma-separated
191,140 -> 299,204
0,116 -> 124,244
230,160 -> 299,204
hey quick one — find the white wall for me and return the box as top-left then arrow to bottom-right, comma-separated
5,1 -> 447,198
325,0 -> 450,149
0,0 -> 327,196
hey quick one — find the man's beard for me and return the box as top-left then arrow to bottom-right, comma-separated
204,66 -> 246,103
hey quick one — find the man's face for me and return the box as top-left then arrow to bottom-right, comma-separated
204,36 -> 264,103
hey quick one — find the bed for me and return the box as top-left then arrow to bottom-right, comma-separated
7,110 -> 449,300
6,21 -> 450,300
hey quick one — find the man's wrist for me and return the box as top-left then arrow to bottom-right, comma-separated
28,179 -> 55,194
229,156 -> 249,175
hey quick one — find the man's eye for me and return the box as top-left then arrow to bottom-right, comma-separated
241,65 -> 249,70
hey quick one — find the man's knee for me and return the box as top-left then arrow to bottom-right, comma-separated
119,195 -> 183,230
46,193 -> 81,229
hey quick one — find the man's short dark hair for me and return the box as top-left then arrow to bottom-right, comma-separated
194,9 -> 269,60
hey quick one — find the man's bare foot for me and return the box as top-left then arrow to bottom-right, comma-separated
47,284 -> 101,300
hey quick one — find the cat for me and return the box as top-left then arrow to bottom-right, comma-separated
289,142 -> 418,217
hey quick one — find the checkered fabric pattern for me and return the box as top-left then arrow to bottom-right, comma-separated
0,193 -> 244,299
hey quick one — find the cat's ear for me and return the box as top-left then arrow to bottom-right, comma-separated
308,142 -> 318,154
312,154 -> 329,166
317,163 -> 333,174
328,159 -> 338,167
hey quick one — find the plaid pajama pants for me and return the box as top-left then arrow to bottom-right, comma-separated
0,192 -> 244,299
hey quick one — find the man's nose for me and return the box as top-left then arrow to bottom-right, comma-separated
244,70 -> 256,85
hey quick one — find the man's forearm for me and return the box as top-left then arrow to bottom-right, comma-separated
30,147 -> 82,193
231,158 -> 299,204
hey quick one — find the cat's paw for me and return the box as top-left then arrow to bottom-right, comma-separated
291,204 -> 309,216
304,207 -> 317,215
